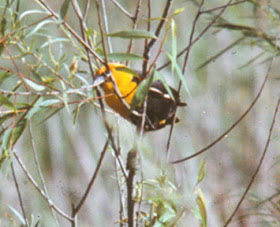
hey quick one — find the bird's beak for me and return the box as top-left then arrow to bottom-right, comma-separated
92,74 -> 106,87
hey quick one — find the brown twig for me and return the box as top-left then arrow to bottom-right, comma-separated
126,0 -> 143,61
37,0 -> 104,64
73,138 -> 109,215
126,150 -> 139,227
171,36 -> 276,164
110,0 -> 134,19
142,0 -> 173,76
224,97 -> 280,226
14,151 -> 74,222
28,124 -> 59,225
201,0 -> 248,14
166,0 -> 205,158
157,0 -> 245,71
11,162 -> 30,227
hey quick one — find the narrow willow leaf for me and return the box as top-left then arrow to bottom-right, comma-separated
0,151 -> 8,170
197,159 -> 207,185
0,113 -> 14,125
0,16 -> 7,36
60,81 -> 69,113
26,20 -> 53,38
106,53 -> 144,61
173,7 -> 186,15
60,0 -> 71,20
8,205 -> 26,225
196,188 -> 207,227
130,69 -> 155,112
171,19 -> 177,69
167,54 -> 191,96
0,94 -> 15,110
155,71 -> 175,101
19,10 -> 47,20
0,43 -> 4,56
40,37 -> 69,48
114,66 -> 141,79
39,106 -> 64,125
3,120 -> 27,152
25,79 -> 46,91
0,71 -> 12,85
39,99 -> 60,108
107,30 -> 157,39
25,97 -> 44,119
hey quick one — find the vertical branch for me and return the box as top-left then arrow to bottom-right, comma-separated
11,162 -> 29,227
142,0 -> 173,76
101,0 -> 113,53
94,0 -> 108,66
224,97 -> 280,226
166,0 -> 205,157
126,0 -> 143,65
14,151 -> 73,222
72,138 -> 109,215
126,150 -> 139,227
166,0 -> 234,158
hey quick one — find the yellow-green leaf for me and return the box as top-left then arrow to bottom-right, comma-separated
107,30 -> 157,39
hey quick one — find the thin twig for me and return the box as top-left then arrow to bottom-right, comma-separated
13,151 -> 74,222
28,124 -> 59,226
126,0 -> 143,61
142,0 -> 173,76
126,150 -> 139,227
101,0 -> 113,53
166,0 -> 205,158
11,162 -> 30,227
157,0 -> 242,71
171,36 -> 276,164
224,97 -> 280,226
201,0 -> 249,14
73,138 -> 109,215
94,0 -> 108,66
110,0 -> 134,19
36,0 -> 104,64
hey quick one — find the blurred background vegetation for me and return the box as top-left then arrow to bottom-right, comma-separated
0,0 -> 280,226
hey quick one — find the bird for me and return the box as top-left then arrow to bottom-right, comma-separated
93,63 -> 186,131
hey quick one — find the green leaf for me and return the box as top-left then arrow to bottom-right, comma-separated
155,71 -> 175,101
0,113 -> 14,125
167,54 -> 191,96
130,69 -> 155,112
0,43 -> 4,56
19,10 -> 47,20
0,151 -> 9,170
8,205 -> 26,225
39,99 -> 60,108
26,20 -> 53,38
196,188 -> 207,227
25,97 -> 44,119
173,7 -> 186,15
25,79 -> 46,91
0,16 -> 7,36
114,66 -> 141,80
0,71 -> 12,85
171,19 -> 177,71
40,37 -> 69,48
60,0 -> 71,20
107,30 -> 157,39
3,120 -> 27,152
106,53 -> 144,61
38,106 -> 63,125
197,159 -> 207,185
0,94 -> 15,110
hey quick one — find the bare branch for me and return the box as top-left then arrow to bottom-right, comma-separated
224,97 -> 280,226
